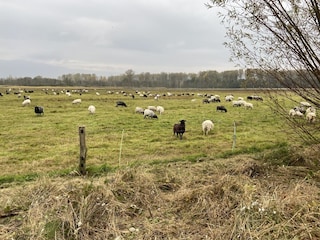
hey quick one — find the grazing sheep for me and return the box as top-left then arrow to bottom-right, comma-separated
306,106 -> 316,114
289,109 -> 303,117
135,107 -> 145,114
294,106 -> 306,114
202,120 -> 214,135
72,99 -> 81,104
173,120 -> 186,140
300,101 -> 311,107
116,101 -> 127,107
306,112 -> 316,123
202,98 -> 210,104
244,102 -> 253,109
88,105 -> 96,114
216,105 -> 227,112
156,106 -> 164,115
225,95 -> 234,101
209,95 -> 220,102
22,99 -> 31,106
147,106 -> 157,111
143,109 -> 158,119
34,106 -> 44,115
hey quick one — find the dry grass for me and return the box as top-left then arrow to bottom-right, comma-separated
1,151 -> 320,239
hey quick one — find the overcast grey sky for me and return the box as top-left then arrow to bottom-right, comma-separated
0,0 -> 238,78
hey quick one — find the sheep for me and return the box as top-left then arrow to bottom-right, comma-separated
116,101 -> 127,107
294,106 -> 306,114
289,109 -> 303,117
202,98 -> 210,104
244,102 -> 253,109
34,106 -> 44,115
216,105 -> 227,112
143,109 -> 158,119
173,120 -> 186,140
22,99 -> 31,106
156,106 -> 164,115
88,105 -> 96,114
147,106 -> 157,111
72,99 -> 81,104
306,112 -> 316,123
202,120 -> 214,135
232,100 -> 242,107
225,95 -> 234,101
306,106 -> 316,114
209,95 -> 220,102
300,101 -> 311,107
135,107 -> 145,114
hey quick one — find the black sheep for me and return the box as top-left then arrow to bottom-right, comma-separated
216,105 -> 227,112
116,101 -> 127,107
35,106 -> 44,115
173,120 -> 186,140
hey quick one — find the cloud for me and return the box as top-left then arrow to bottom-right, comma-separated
0,0 -> 237,78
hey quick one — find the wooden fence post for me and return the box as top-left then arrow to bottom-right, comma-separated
79,126 -> 87,175
232,121 -> 236,151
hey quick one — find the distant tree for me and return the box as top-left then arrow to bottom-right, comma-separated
206,0 -> 320,142
121,69 -> 135,87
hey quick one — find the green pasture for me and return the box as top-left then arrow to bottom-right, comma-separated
0,87 -> 311,179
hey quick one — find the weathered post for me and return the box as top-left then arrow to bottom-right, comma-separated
79,126 -> 87,175
232,121 -> 236,151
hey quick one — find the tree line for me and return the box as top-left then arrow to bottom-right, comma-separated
0,68 -> 304,89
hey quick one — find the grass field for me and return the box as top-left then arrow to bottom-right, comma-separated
0,87 -> 297,178
1,86 -> 320,239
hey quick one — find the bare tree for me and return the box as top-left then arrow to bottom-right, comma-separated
206,0 -> 320,142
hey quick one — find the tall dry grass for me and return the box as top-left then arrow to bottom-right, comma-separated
1,153 -> 320,239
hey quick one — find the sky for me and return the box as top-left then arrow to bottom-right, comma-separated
0,0 -> 238,79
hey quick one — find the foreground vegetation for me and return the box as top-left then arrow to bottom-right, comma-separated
0,87 -> 319,239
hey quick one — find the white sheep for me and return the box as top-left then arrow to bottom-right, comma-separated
306,112 -> 316,123
22,99 -> 31,106
289,109 -> 304,117
289,109 -> 296,116
225,95 -> 234,101
244,102 -> 253,109
144,109 -> 158,119
72,99 -> 82,104
300,101 -> 312,107
88,105 -> 96,114
147,106 -> 157,111
135,107 -> 144,114
232,100 -> 245,107
306,106 -> 316,114
202,120 -> 214,135
156,106 -> 164,115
